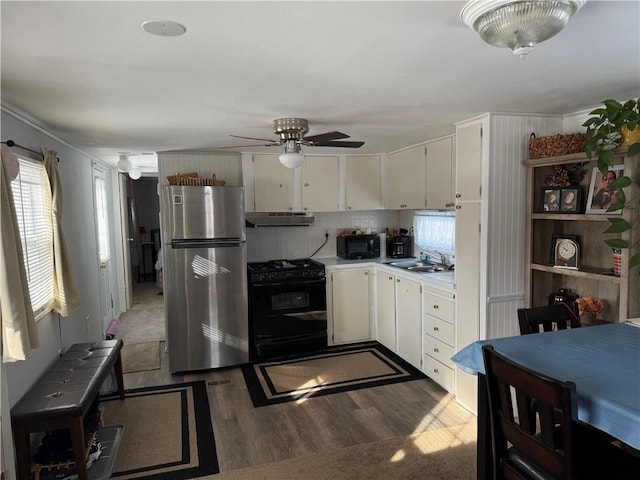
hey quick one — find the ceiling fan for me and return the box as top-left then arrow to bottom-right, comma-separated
222,118 -> 365,168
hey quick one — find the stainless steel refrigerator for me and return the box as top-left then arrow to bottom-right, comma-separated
161,185 -> 248,372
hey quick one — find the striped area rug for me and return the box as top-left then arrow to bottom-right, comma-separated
242,342 -> 426,407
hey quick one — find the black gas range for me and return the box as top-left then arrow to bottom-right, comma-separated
247,259 -> 327,361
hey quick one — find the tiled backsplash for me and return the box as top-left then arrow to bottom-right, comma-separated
246,210 -> 415,262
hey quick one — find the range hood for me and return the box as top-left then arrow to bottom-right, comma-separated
246,212 -> 314,228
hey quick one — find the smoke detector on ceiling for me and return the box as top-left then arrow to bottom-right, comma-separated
141,20 -> 186,37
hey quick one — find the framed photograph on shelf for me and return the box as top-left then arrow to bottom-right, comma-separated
559,187 -> 581,213
541,188 -> 561,212
585,165 -> 624,214
549,234 -> 579,265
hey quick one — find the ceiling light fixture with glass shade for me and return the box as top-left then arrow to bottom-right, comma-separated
117,154 -> 132,172
279,139 -> 305,169
461,0 -> 586,59
128,168 -> 142,180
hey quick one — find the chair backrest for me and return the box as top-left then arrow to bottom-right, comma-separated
517,302 -> 581,335
482,345 -> 580,479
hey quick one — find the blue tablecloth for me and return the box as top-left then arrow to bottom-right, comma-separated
451,322 -> 640,449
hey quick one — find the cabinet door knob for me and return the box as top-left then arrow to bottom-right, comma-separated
433,304 -> 439,309
434,368 -> 439,373
455,193 -> 461,198
434,347 -> 439,353
389,276 -> 393,280
433,326 -> 439,331
455,205 -> 461,209
304,183 -> 309,187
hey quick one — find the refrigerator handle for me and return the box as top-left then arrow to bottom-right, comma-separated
171,239 -> 242,249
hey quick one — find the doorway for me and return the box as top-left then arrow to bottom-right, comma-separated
118,176 -> 165,344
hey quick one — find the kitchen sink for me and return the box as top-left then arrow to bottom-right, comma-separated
387,260 -> 424,269
385,260 -> 451,273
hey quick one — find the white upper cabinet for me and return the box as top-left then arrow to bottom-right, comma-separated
302,156 -> 338,212
425,136 -> 455,209
253,154 -> 295,212
345,155 -> 381,210
455,123 -> 482,202
387,145 -> 426,209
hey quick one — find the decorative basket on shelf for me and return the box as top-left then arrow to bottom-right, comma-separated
167,172 -> 226,186
529,133 -> 587,159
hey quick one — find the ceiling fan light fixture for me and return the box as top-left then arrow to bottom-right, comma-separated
117,154 -> 132,172
279,152 -> 305,169
461,0 -> 586,59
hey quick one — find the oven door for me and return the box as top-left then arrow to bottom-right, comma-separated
249,279 -> 327,359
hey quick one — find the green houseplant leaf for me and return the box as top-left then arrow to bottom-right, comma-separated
583,98 -> 640,269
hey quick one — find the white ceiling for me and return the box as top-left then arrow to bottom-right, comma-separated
2,1 -> 639,171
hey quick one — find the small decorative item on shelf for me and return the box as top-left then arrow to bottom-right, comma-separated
559,187 -> 581,213
541,188 -> 561,212
612,248 -> 622,276
545,163 -> 588,187
550,235 -> 580,269
585,165 -> 624,215
547,288 -> 578,305
576,297 -> 605,325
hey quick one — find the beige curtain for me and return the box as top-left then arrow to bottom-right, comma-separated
42,148 -> 81,316
1,147 -> 39,362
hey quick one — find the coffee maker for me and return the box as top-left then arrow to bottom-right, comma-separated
388,235 -> 412,258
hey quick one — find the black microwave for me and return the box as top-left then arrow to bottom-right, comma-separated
337,234 -> 380,259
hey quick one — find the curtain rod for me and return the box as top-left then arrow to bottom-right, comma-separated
2,139 -> 60,162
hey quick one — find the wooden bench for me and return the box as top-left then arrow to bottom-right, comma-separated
11,339 -> 125,480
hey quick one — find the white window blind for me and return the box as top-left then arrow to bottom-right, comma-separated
94,176 -> 110,263
10,157 -> 55,318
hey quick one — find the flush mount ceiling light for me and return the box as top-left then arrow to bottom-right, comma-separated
117,154 -> 132,172
141,20 -> 186,37
461,0 -> 586,59
279,140 -> 305,169
129,168 -> 142,180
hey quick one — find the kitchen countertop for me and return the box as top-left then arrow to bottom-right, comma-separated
315,257 -> 455,290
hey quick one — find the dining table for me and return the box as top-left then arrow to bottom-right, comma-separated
451,322 -> 640,480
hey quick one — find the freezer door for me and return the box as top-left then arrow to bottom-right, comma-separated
165,243 -> 248,372
161,186 -> 245,242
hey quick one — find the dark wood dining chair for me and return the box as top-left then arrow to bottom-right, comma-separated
517,302 -> 581,335
482,345 -> 640,479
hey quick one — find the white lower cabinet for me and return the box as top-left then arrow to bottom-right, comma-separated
330,268 -> 371,344
396,276 -> 422,369
375,270 -> 397,351
422,288 -> 456,393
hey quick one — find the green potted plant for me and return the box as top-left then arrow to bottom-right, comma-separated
583,98 -> 640,267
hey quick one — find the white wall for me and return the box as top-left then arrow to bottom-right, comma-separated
1,111 -> 123,400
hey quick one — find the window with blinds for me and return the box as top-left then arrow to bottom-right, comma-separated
10,157 -> 55,319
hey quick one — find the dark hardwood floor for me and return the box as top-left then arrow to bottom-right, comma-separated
120,282 -> 476,473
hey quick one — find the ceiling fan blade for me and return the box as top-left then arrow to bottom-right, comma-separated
217,143 -> 276,148
230,134 -> 280,144
312,140 -> 365,148
303,131 -> 350,143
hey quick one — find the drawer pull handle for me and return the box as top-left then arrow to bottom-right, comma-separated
433,368 -> 439,373
433,305 -> 439,309
434,347 -> 439,353
433,326 -> 439,331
